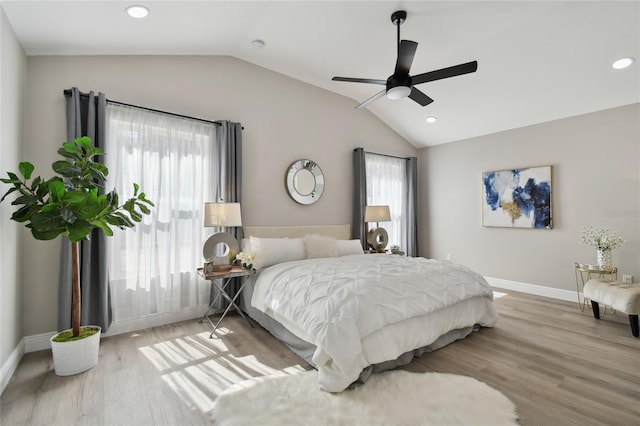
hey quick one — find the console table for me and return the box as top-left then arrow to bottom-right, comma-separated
574,262 -> 617,311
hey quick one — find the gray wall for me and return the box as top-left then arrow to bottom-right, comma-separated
21,55 -> 417,336
0,7 -> 26,376
419,103 -> 640,292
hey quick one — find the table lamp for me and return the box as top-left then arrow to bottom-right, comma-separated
202,202 -> 242,272
365,205 -> 391,253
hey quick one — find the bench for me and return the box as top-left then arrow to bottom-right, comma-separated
583,279 -> 640,337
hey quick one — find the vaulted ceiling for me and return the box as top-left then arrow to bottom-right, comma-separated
3,1 -> 638,148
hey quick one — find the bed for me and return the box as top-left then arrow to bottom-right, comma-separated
237,225 -> 498,392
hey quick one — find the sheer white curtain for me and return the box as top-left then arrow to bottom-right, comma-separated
365,153 -> 406,250
105,104 -> 217,322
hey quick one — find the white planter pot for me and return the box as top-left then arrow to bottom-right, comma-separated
50,326 -> 101,376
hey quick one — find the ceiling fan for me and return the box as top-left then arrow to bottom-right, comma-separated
332,10 -> 478,109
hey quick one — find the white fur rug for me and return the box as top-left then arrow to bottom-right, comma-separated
211,370 -> 519,426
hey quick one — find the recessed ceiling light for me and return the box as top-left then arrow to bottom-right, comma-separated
126,5 -> 149,19
612,57 -> 635,69
426,116 -> 437,123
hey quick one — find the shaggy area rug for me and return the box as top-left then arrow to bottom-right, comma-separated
211,370 -> 519,426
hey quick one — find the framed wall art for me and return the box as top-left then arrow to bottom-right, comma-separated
482,165 -> 552,229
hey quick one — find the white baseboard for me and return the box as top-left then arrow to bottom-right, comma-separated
485,276 -> 578,303
1,338 -> 24,395
17,306 -> 207,356
103,306 -> 206,337
24,331 -> 56,353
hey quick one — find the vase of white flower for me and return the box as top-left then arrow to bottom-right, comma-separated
579,226 -> 624,270
596,249 -> 612,270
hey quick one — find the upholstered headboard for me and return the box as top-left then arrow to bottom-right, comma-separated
243,224 -> 351,240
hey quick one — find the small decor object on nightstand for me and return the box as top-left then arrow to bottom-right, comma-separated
203,201 -> 243,272
235,252 -> 255,270
389,245 -> 405,256
579,226 -> 625,270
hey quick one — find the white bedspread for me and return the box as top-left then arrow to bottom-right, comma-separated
251,254 -> 498,392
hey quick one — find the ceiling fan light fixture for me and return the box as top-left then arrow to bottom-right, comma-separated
612,57 -> 635,69
386,85 -> 411,100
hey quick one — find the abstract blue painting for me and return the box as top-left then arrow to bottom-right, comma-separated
482,166 -> 552,228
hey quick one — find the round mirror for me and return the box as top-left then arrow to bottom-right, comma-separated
285,159 -> 324,205
293,169 -> 315,196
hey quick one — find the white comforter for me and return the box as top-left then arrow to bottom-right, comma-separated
251,254 -> 498,392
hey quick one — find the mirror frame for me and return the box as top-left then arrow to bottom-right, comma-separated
285,159 -> 325,205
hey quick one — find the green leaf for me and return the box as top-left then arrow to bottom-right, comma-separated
11,204 -> 38,222
31,227 -> 65,241
52,160 -> 80,177
0,187 -> 19,203
18,162 -> 35,180
68,223 -> 92,242
41,203 -> 60,212
74,201 -> 102,221
75,136 -> 92,150
61,142 -> 83,154
1,172 -> 20,184
135,202 -> 151,215
30,210 -> 64,232
48,180 -> 65,200
91,219 -> 113,237
63,190 -> 88,204
87,166 -> 107,181
11,194 -> 38,206
133,183 -> 140,196
89,162 -> 108,179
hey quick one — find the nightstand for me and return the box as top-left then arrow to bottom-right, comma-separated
198,266 -> 255,338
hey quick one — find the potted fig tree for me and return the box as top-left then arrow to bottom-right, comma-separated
1,136 -> 153,375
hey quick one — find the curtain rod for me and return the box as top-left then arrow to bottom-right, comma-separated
357,148 -> 414,161
63,89 -> 240,128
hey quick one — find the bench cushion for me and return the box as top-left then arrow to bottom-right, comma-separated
584,279 -> 640,314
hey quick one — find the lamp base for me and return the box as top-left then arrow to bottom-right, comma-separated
367,227 -> 389,253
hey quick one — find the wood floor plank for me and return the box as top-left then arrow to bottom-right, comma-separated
1,288 -> 638,426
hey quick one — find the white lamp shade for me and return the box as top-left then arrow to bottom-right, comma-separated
364,205 -> 391,223
204,202 -> 242,227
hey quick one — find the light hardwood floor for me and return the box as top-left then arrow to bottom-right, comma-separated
1,288 -> 639,426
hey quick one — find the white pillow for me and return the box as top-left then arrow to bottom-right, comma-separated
336,239 -> 365,256
304,234 -> 338,259
249,236 -> 305,269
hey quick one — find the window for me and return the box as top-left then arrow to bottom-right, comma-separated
105,104 -> 218,322
365,153 -> 406,250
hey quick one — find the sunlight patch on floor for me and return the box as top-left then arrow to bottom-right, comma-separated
139,333 -> 308,413
493,291 -> 508,298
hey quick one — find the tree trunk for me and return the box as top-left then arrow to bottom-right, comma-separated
71,241 -> 81,337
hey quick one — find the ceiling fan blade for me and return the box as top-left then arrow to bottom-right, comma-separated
332,77 -> 386,85
409,87 -> 434,106
412,61 -> 478,85
394,40 -> 418,76
355,89 -> 387,109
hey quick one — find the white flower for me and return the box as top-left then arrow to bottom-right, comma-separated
579,226 -> 625,251
235,252 -> 255,269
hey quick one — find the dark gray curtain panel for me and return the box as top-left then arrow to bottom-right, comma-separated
405,157 -> 419,257
58,87 -> 111,332
213,120 -> 244,310
352,148 -> 367,248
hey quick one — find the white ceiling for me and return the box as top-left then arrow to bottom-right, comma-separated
2,1 -> 639,148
